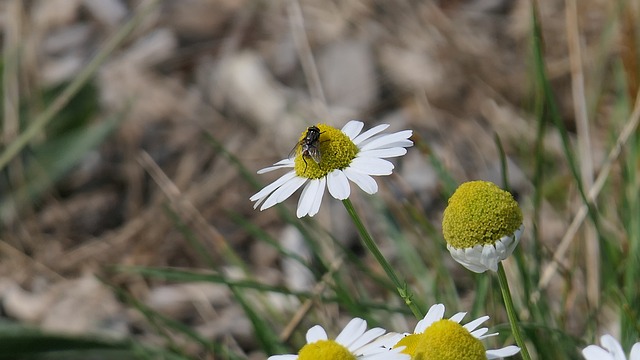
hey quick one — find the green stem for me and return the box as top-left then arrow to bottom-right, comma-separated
342,198 -> 423,319
497,262 -> 532,360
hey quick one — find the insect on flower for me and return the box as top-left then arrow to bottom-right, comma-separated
289,125 -> 323,173
251,120 -> 413,218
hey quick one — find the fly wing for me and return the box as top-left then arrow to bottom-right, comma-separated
287,140 -> 302,160
307,146 -> 321,164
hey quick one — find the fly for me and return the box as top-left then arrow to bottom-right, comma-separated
289,126 -> 323,173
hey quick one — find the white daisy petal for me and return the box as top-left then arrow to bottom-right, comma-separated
336,318 -> 367,348
450,312 -> 467,323
344,167 -> 378,194
352,124 -> 390,145
350,157 -> 394,176
360,130 -> 413,151
447,244 -> 488,273
362,348 -> 410,360
463,315 -> 489,332
583,345 -> 615,360
260,176 -> 307,210
631,343 -> 640,360
358,147 -> 407,159
601,335 -> 627,360
415,304 -> 445,333
378,139 -> 414,149
306,325 -> 328,344
250,171 -> 297,202
469,327 -> 489,338
480,244 -> 499,272
341,120 -> 365,139
308,177 -> 326,217
257,158 -> 295,174
486,346 -> 521,359
297,180 -> 318,217
268,355 -> 297,360
494,237 -> 507,258
327,169 -> 351,200
476,331 -> 499,340
349,328 -> 386,353
358,333 -> 404,355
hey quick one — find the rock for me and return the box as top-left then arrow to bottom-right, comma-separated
280,225 -> 313,292
211,52 -> 286,126
146,282 -> 231,319
317,39 -> 377,112
32,0 -> 82,31
83,0 -> 127,27
3,275 -> 128,338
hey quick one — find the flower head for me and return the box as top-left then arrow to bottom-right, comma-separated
582,334 -> 640,360
268,317 -> 409,360
441,180 -> 523,273
251,121 -> 413,217
394,304 -> 520,360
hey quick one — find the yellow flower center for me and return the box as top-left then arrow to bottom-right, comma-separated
294,123 -> 359,179
442,180 -> 523,249
396,319 -> 486,360
298,339 -> 356,360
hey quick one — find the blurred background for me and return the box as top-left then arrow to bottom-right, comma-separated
0,0 -> 638,359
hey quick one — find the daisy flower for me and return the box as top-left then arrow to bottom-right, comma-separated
250,120 -> 413,217
268,317 -> 409,360
441,181 -> 524,273
393,303 -> 520,360
582,334 -> 640,360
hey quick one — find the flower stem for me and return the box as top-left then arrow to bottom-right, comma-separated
342,198 -> 423,319
497,262 -> 532,360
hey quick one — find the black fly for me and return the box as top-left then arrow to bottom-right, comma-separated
289,126 -> 323,173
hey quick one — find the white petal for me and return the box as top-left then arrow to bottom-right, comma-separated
344,167 -> 378,194
378,139 -> 414,149
358,147 -> 407,158
463,315 -> 490,332
308,177 -> 326,217
476,331 -> 499,340
480,244 -> 499,272
341,120 -> 364,140
257,158 -> 295,174
349,327 -> 385,353
358,333 -> 404,355
361,348 -> 410,360
486,345 -> 521,359
448,244 -> 488,273
415,304 -> 445,333
327,170 -> 351,200
349,157 -> 394,176
250,171 -> 297,202
630,343 -> 640,360
260,176 -> 307,210
360,130 -> 413,151
582,345 -> 615,360
494,237 -> 508,258
601,335 -> 627,360
352,124 -> 389,145
268,355 -> 298,360
297,180 -> 319,217
336,318 -> 367,348
450,312 -> 466,323
306,325 -> 328,343
470,327 -> 489,338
